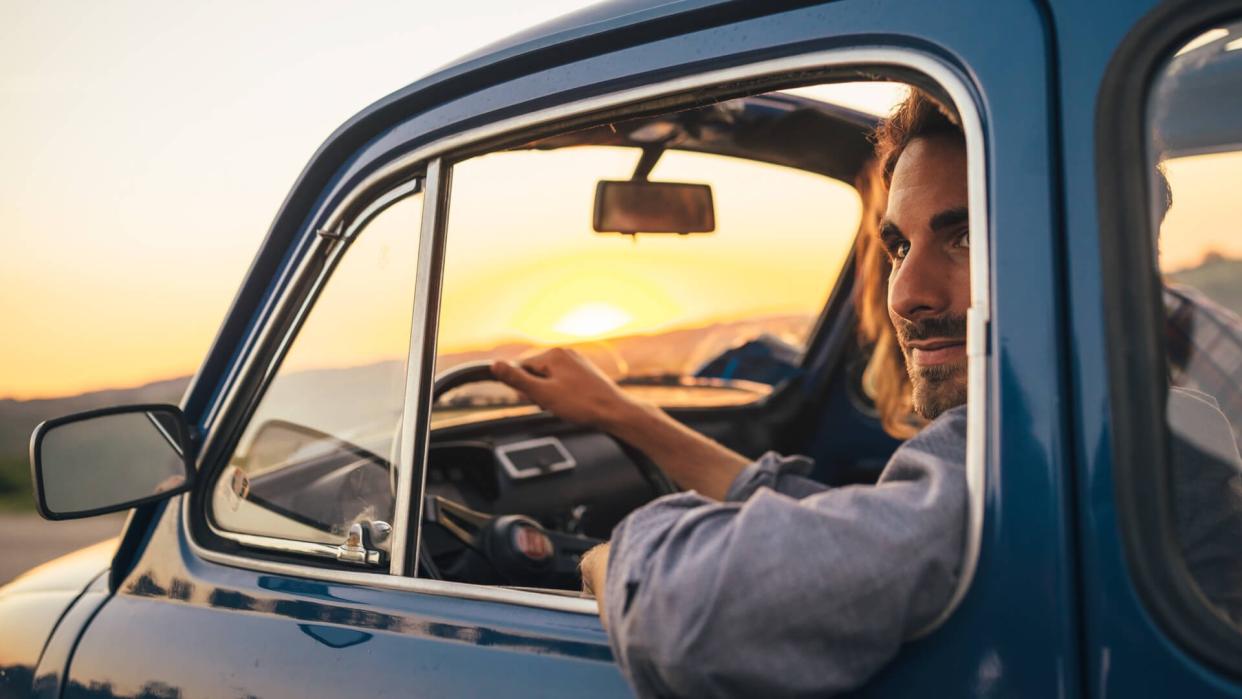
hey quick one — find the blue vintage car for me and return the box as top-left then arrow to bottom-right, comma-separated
4,0 -> 1242,696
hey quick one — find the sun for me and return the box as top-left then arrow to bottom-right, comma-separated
552,302 -> 633,339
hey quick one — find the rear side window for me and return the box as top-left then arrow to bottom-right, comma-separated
1150,21 -> 1242,627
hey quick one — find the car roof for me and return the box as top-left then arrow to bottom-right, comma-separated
444,0 -> 712,71
522,91 -> 877,183
324,2 -> 824,153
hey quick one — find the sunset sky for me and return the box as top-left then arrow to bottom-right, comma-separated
0,1 -> 588,400
2,3 -> 1235,400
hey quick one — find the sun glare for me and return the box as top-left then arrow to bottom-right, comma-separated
553,302 -> 633,338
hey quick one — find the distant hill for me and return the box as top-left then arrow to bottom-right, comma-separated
0,313 -> 814,508
0,376 -> 190,509
0,377 -> 191,466
1,312 -> 811,449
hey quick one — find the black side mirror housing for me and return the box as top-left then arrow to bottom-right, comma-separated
29,404 -> 194,521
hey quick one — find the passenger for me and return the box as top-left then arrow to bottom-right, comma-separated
1153,166 -> 1242,623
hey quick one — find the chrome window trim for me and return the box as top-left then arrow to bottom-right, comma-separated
186,45 -> 991,624
201,177 -> 425,563
180,493 -> 599,613
393,159 -> 449,576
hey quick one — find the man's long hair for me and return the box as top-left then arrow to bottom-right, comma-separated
854,88 -> 964,439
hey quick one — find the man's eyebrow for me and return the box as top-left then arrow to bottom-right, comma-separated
929,207 -> 969,232
877,219 -> 903,240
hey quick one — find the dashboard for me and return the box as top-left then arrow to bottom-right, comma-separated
426,423 -> 662,541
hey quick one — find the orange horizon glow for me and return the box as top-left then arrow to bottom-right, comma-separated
0,0 -> 591,403
434,144 -> 862,367
13,20 -> 1240,410
1158,150 -> 1242,272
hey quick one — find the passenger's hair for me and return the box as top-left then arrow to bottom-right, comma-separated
1156,161 -> 1174,223
854,88 -> 964,439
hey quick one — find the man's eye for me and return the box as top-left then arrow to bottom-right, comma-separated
954,229 -> 970,249
892,240 -> 911,260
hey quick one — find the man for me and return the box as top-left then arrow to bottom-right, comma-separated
489,89 -> 972,697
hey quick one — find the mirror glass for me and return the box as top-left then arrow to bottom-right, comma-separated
36,406 -> 190,518
593,180 -> 714,234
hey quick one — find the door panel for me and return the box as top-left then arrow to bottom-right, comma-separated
62,501 -> 627,698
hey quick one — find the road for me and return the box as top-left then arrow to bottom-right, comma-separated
0,512 -> 127,585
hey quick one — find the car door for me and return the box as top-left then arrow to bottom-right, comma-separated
54,1 -> 1069,697
1071,0 -> 1242,695
52,173 -> 626,699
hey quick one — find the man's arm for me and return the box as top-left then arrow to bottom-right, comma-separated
491,348 -> 750,499
603,406 -> 968,697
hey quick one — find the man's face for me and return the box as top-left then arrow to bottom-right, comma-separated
880,135 -> 970,419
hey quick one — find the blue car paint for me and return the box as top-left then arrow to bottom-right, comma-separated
4,0 -> 1241,696
59,506 -> 626,698
97,1 -> 1073,694
0,542 -> 113,698
1054,1 -> 1242,696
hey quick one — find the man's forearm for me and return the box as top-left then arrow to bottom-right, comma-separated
602,400 -> 750,500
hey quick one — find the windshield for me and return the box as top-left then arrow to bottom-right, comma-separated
433,90 -> 869,425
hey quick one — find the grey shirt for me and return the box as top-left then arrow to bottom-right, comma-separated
604,405 -> 968,698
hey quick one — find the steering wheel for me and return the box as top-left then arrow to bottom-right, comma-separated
420,358 -> 673,586
432,360 -> 498,401
433,358 -> 676,495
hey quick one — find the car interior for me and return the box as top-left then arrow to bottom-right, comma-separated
203,79 -> 924,596
414,85 -> 910,592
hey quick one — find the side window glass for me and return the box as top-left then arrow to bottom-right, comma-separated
1149,22 -> 1242,625
210,191 -> 423,550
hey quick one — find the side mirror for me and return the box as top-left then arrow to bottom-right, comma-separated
29,404 -> 194,520
593,180 -> 715,234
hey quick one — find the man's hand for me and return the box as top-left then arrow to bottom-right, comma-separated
493,346 -> 751,500
579,542 -> 611,627
492,348 -> 641,430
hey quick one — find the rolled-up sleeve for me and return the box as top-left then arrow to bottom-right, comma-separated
603,406 -> 968,698
724,451 -> 829,501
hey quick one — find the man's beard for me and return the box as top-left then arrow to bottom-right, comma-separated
894,314 -> 968,420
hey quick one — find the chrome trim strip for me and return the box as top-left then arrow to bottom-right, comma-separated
145,410 -> 184,458
911,70 -> 988,637
342,177 -> 423,243
217,529 -> 358,563
389,159 -> 447,576
180,496 -> 596,613
187,46 -> 990,623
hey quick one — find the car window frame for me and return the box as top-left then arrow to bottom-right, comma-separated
1095,0 -> 1242,678
189,176 -> 428,571
183,45 -> 992,625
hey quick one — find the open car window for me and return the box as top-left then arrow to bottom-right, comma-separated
413,76 -> 989,611
432,85 -> 902,428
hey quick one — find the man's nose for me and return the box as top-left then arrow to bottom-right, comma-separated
889,244 -> 953,321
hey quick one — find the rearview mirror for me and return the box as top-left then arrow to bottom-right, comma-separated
593,180 -> 715,234
30,404 -> 194,520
